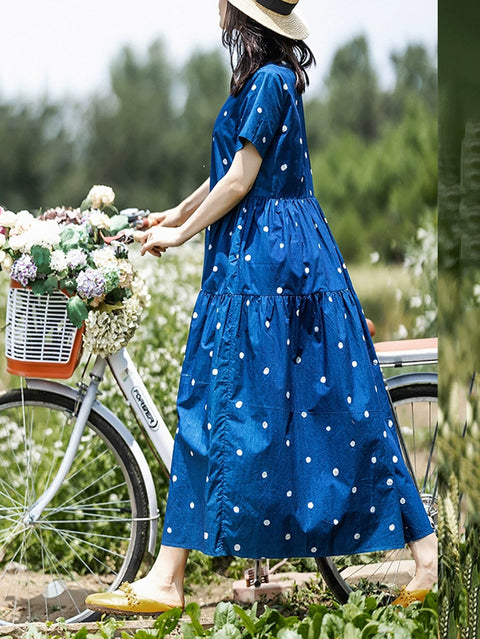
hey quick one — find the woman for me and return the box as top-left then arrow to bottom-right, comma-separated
86,0 -> 437,614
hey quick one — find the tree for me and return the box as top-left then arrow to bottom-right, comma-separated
0,101 -> 75,211
311,95 -> 437,262
324,35 -> 381,141
83,39 -> 180,211
384,44 -> 437,120
176,49 -> 230,194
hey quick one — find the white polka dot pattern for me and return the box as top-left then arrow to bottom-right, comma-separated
162,64 -> 432,561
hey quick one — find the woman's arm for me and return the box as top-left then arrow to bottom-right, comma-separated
143,178 -> 211,228
139,143 -> 262,256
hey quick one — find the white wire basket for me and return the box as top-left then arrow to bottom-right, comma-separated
5,283 -> 83,378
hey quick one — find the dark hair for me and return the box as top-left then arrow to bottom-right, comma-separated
222,2 -> 316,96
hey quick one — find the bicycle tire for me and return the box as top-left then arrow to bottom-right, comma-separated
0,387 -> 151,625
316,378 -> 438,603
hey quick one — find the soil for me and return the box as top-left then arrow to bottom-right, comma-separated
0,569 -> 319,636
0,572 -> 235,635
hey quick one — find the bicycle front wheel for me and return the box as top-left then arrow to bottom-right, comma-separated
0,387 -> 151,625
316,378 -> 437,603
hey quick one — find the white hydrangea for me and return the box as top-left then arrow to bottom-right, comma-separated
29,219 -> 62,249
9,219 -> 61,252
118,259 -> 134,288
88,185 -> 115,210
0,234 -> 5,248
130,275 -> 151,307
50,250 -> 68,272
0,210 -> 17,228
88,210 -> 111,230
83,295 -> 143,356
11,210 -> 35,235
9,233 -> 27,251
92,246 -> 116,268
1,254 -> 13,274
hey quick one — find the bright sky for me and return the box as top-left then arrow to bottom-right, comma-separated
0,0 -> 437,100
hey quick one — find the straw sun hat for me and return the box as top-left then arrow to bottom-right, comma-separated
227,0 -> 309,40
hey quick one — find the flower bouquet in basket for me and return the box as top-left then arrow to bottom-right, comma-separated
0,185 -> 150,372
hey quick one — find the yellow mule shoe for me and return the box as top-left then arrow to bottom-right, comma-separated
85,582 -> 178,616
391,586 -> 431,607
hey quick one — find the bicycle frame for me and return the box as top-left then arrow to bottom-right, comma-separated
24,346 -> 175,556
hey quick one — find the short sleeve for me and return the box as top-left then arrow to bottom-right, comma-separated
236,69 -> 288,158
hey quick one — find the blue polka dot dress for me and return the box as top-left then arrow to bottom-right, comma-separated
162,63 -> 433,558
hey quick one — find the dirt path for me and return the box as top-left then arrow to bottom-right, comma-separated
0,568 -> 319,635
0,577 -> 235,638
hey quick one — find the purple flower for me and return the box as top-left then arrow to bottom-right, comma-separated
66,249 -> 87,269
11,255 -> 38,287
76,268 -> 105,299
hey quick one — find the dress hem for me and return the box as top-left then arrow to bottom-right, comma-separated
160,531 -> 434,559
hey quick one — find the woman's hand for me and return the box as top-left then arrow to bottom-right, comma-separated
138,225 -> 186,257
138,206 -> 185,230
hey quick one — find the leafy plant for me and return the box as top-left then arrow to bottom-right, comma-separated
438,473 -> 480,638
179,590 -> 438,639
0,588 -> 437,638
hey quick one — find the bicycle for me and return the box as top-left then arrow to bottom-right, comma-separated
0,227 -> 437,625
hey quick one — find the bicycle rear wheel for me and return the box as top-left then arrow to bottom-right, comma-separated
316,378 -> 437,603
0,387 -> 150,625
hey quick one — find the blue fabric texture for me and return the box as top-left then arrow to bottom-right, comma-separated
162,63 -> 433,558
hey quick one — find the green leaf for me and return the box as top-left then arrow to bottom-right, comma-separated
104,214 -> 129,236
96,616 -> 123,639
132,630 -> 155,639
351,613 -> 370,630
104,288 -> 129,304
341,622 -> 362,639
67,296 -> 88,328
210,623 -> 242,639
232,605 -> 257,637
213,602 -> 239,629
59,278 -> 77,295
60,226 -> 87,251
31,279 -> 49,295
318,612 -> 344,638
102,204 -> 119,217
360,622 -> 380,639
180,623 -> 198,639
296,619 -> 311,639
43,275 -> 58,294
342,603 -> 364,622
254,608 -> 286,637
308,604 -> 330,619
184,602 -> 206,636
72,627 -> 88,639
80,197 -> 91,212
31,245 -> 51,274
277,629 -> 303,639
363,596 -> 379,614
422,591 -> 438,612
152,606 -> 183,639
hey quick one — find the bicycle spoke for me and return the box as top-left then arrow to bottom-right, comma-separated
0,390 -> 151,625
41,522 -> 120,583
31,526 -> 85,617
38,526 -> 132,543
48,472 -> 128,515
